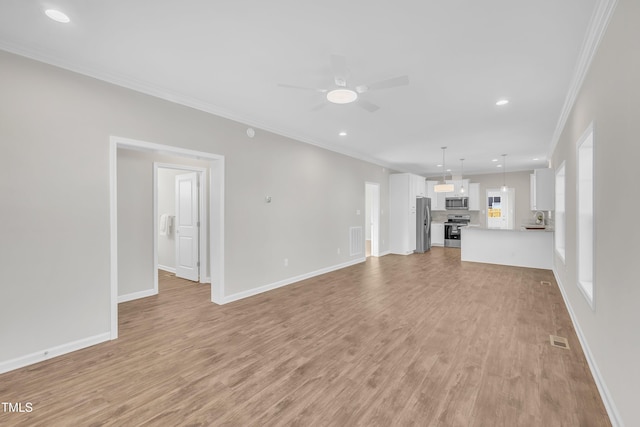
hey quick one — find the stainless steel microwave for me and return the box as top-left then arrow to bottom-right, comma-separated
445,197 -> 469,210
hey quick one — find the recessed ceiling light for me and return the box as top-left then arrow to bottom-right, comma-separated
436,164 -> 442,167
45,9 -> 70,23
496,99 -> 509,106
446,169 -> 451,172
327,89 -> 358,104
492,158 -> 498,162
339,131 -> 347,136
497,164 -> 503,168
533,157 -> 539,161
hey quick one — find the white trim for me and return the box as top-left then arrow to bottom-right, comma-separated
158,265 -> 176,274
0,333 -> 110,375
110,136 -> 226,343
221,258 -> 366,304
153,162 -> 208,291
548,0 -> 618,155
109,140 -> 118,340
365,182 -> 381,257
118,289 -> 158,303
378,250 -> 391,257
552,268 -> 622,427
575,123 -> 596,311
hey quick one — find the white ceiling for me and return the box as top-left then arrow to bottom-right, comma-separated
0,0 -> 600,176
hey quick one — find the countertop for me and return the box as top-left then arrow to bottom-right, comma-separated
464,224 -> 554,232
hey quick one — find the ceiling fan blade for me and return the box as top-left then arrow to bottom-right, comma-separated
358,99 -> 380,113
331,54 -> 348,87
310,103 -> 327,112
278,83 -> 327,93
356,75 -> 409,93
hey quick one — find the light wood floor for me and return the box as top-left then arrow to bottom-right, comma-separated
0,249 -> 610,426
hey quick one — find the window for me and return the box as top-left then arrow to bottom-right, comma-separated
577,125 -> 594,308
555,162 -> 566,262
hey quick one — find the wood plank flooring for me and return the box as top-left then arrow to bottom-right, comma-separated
0,248 -> 610,426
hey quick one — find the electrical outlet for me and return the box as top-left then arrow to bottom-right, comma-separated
284,258 -> 288,267
337,248 -> 341,254
356,209 -> 361,215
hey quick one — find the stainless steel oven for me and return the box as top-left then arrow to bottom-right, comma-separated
444,214 -> 470,248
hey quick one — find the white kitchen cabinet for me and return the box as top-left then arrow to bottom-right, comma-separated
413,175 -> 426,198
468,183 -> 480,211
431,222 -> 445,246
530,168 -> 555,211
390,173 -> 427,255
445,179 -> 469,197
426,180 -> 446,211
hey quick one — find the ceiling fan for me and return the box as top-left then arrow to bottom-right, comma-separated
278,54 -> 409,112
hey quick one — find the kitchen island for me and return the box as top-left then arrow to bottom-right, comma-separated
461,226 -> 553,269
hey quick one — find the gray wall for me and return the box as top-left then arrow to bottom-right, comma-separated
0,50 -> 390,364
466,171 -> 534,227
551,1 -> 639,425
431,170 -> 533,227
117,150 -> 211,297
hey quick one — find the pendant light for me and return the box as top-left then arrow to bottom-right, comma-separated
501,154 -> 508,192
459,158 -> 465,194
434,147 -> 455,192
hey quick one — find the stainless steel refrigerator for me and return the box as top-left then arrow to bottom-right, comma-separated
415,197 -> 432,253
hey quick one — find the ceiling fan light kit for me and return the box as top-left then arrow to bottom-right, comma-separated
326,88 -> 358,104
279,54 -> 408,112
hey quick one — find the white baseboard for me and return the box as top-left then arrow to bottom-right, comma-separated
552,268 -> 622,427
221,257 -> 366,304
0,332 -> 110,375
201,276 -> 211,284
377,250 -> 392,256
118,288 -> 157,303
158,265 -> 176,273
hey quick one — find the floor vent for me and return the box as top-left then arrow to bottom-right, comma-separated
549,335 -> 570,350
540,281 -> 551,286
349,226 -> 363,256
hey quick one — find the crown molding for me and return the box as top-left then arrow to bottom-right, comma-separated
548,0 -> 619,156
0,41 -> 395,171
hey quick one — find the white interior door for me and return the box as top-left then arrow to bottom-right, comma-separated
175,172 -> 199,281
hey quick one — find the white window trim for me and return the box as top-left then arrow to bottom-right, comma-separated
554,161 -> 566,263
576,123 -> 595,310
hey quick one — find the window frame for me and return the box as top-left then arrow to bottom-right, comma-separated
576,123 -> 595,310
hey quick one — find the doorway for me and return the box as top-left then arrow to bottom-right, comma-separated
486,188 -> 515,230
155,163 -> 207,291
365,182 -> 381,257
109,136 -> 225,340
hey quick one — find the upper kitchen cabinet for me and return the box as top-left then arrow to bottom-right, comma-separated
414,175 -> 426,198
445,179 -> 469,197
530,168 -> 555,211
468,182 -> 480,211
426,180 -> 446,211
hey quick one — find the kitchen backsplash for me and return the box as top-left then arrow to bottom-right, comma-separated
432,210 -> 481,225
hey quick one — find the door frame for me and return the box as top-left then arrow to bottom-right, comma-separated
154,163 -> 207,292
110,136 -> 225,341
365,182 -> 381,257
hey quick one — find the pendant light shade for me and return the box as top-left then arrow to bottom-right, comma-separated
434,147 -> 454,193
501,154 -> 508,192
